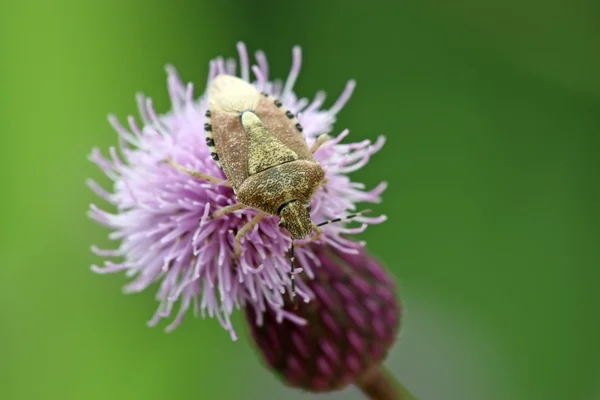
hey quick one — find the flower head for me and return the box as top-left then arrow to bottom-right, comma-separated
88,43 -> 387,339
245,243 -> 401,392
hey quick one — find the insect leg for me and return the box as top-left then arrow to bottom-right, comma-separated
294,225 -> 322,248
234,212 -> 267,258
310,134 -> 329,154
316,209 -> 372,227
212,203 -> 248,219
166,158 -> 231,186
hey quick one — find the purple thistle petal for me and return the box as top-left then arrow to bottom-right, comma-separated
329,80 -> 356,115
281,46 -> 302,102
236,42 -> 250,82
255,50 -> 269,83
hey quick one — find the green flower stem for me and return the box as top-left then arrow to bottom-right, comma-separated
356,366 -> 417,400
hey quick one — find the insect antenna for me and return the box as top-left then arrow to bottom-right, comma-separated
316,209 -> 372,227
288,209 -> 371,308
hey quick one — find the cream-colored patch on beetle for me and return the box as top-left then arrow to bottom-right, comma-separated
241,111 -> 298,175
209,75 -> 260,113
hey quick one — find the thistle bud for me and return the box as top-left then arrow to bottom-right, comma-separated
246,243 -> 402,392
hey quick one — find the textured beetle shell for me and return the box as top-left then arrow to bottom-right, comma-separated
207,75 -> 324,214
237,161 -> 325,215
241,111 -> 299,176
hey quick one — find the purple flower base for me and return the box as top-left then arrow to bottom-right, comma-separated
246,243 -> 401,392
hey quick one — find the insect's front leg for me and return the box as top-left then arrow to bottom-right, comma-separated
234,212 -> 267,258
310,134 -> 329,154
166,158 -> 231,186
295,225 -> 323,248
212,203 -> 248,219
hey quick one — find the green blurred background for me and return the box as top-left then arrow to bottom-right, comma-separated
1,1 -> 599,399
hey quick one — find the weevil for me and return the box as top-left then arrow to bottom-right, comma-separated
168,74 -> 368,302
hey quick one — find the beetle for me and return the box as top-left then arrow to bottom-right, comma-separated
168,74 -> 367,302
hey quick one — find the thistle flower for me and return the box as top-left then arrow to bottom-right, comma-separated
245,243 -> 402,393
88,43 -> 387,340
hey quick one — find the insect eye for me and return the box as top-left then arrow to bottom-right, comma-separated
306,205 -> 312,212
278,220 -> 284,227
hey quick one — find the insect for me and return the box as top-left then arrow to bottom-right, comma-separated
168,74 -> 368,303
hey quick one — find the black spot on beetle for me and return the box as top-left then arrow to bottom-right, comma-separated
205,110 -> 211,118
285,110 -> 294,119
211,152 -> 219,161
204,123 -> 212,131
261,92 -> 268,97
206,138 -> 215,146
295,123 -> 303,132
274,100 -> 282,107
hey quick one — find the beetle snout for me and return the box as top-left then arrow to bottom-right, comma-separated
278,201 -> 313,240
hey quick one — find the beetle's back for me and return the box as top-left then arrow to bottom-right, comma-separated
237,160 -> 325,215
207,75 -> 314,190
